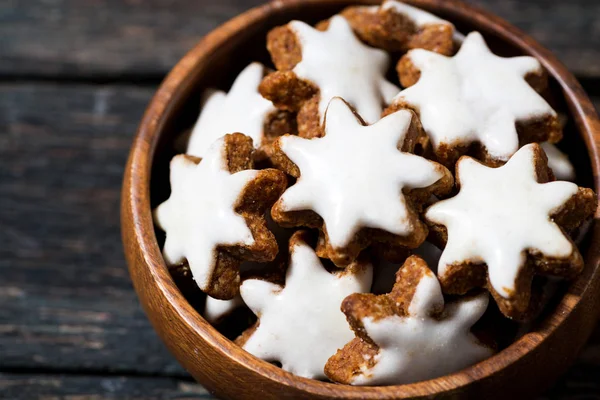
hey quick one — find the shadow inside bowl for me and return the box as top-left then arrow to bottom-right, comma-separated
125,1 -> 600,399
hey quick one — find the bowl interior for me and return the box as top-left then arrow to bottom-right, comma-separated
143,0 -> 597,396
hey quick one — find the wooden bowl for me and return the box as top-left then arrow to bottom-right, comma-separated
121,0 -> 600,398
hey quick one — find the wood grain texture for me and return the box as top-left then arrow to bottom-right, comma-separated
121,0 -> 600,399
0,0 -> 598,79
0,84 -> 600,399
0,373 -> 210,399
0,86 -> 598,399
0,83 -> 184,376
0,0 -> 264,78
1,0 -> 600,398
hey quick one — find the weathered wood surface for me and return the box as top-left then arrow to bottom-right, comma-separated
0,373 -> 211,399
2,2 -> 600,397
0,0 -> 598,79
0,0 -> 265,79
0,84 -> 185,376
0,83 -> 599,398
0,366 -> 599,400
469,0 -> 600,79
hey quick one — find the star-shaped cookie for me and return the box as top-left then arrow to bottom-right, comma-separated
425,143 -> 596,319
236,231 -> 373,379
186,62 -> 296,160
386,31 -> 562,167
154,133 -> 287,299
325,255 -> 493,385
271,97 -> 453,267
260,16 -> 399,138
333,0 -> 458,54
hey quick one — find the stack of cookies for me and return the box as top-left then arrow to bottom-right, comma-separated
153,0 -> 596,386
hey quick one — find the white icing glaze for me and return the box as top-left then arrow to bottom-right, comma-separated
382,0 -> 452,27
204,295 -> 243,324
426,144 -> 579,298
372,241 -> 443,294
407,270 -> 444,317
352,290 -> 491,385
541,142 -> 575,181
394,32 -> 556,161
154,137 -> 258,291
240,239 -> 373,379
187,62 -> 275,158
278,97 -> 446,249
289,16 -> 399,124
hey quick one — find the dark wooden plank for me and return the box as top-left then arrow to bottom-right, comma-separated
0,0 -> 598,79
1,366 -> 600,400
0,0 -> 264,78
0,84 -> 598,392
0,83 -> 186,376
0,369 -> 598,400
0,373 -> 214,399
468,0 -> 600,79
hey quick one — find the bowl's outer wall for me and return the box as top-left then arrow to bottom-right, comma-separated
121,0 -> 600,399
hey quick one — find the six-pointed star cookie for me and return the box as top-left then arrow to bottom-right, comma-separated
333,0 -> 458,54
186,62 -> 295,160
151,3 -> 595,383
154,133 -> 287,299
387,31 -> 562,167
271,97 -> 453,267
425,143 -> 596,319
236,231 -> 373,379
325,255 -> 493,385
260,15 -> 399,138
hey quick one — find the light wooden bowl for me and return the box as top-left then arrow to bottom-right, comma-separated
121,0 -> 600,398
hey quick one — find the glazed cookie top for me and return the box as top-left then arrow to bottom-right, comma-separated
155,139 -> 256,286
275,97 -> 449,249
325,256 -> 492,385
187,62 -> 275,158
289,16 -> 399,124
394,32 -> 556,162
356,292 -> 490,385
426,143 -> 579,298
239,231 -> 373,379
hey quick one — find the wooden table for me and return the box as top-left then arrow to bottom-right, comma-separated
0,1 -> 598,398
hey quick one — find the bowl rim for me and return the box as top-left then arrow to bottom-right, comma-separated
122,0 -> 600,397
